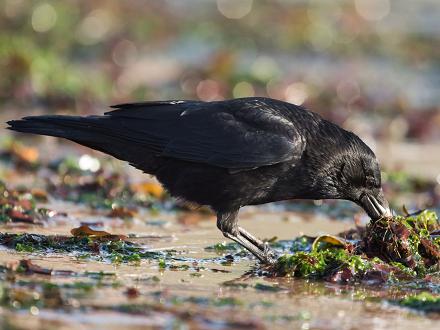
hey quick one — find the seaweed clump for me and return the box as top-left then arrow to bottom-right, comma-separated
0,232 -> 164,263
364,210 -> 439,270
271,210 -> 439,284
275,249 -> 375,282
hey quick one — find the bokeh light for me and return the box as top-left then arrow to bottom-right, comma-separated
196,80 -> 223,101
78,154 -> 100,172
355,0 -> 390,21
285,82 -> 309,106
251,56 -> 279,82
76,9 -> 113,45
217,0 -> 253,19
233,81 -> 255,98
31,3 -> 57,33
307,22 -> 335,50
112,40 -> 138,67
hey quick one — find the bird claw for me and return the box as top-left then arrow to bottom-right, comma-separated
261,243 -> 278,265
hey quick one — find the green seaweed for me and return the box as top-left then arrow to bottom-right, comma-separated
204,242 -> 238,253
158,259 -> 166,269
275,249 -> 373,279
290,236 -> 314,253
395,293 -> 440,313
213,297 -> 243,307
272,210 -> 439,283
0,233 -> 166,264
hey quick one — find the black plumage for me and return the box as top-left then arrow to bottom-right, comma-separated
7,97 -> 391,263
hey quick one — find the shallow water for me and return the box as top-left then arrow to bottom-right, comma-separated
0,199 -> 439,330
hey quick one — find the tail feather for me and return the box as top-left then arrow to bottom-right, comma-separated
6,115 -> 162,174
8,116 -> 105,142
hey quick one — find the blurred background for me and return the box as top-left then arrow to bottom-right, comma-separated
1,0 -> 439,206
1,3 -> 440,327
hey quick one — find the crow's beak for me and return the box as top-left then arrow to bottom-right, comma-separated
359,190 -> 392,220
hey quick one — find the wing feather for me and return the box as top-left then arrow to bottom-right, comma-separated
108,97 -> 306,169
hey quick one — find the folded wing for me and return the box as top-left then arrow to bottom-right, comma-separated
107,98 -> 306,169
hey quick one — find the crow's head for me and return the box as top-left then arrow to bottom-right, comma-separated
335,153 -> 391,220
307,131 -> 391,220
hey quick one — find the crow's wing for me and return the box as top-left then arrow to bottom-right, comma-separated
107,98 -> 306,169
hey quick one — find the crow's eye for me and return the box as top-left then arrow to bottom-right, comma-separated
353,175 -> 365,186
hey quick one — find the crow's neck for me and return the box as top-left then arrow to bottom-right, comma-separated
271,118 -> 368,201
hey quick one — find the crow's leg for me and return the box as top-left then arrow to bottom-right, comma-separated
222,232 -> 268,262
238,227 -> 278,261
217,211 -> 276,264
238,227 -> 264,249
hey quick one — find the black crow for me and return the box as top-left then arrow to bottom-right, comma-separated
7,97 -> 391,263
